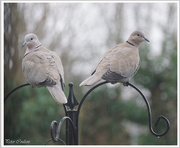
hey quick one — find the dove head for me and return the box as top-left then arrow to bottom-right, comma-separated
22,33 -> 41,50
128,30 -> 149,47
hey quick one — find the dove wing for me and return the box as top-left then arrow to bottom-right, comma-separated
91,44 -> 121,75
101,43 -> 140,81
22,47 -> 64,88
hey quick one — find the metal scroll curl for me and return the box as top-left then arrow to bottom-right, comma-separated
50,116 -> 76,143
126,82 -> 170,137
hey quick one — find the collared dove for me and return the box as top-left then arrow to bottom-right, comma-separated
22,33 -> 67,104
80,30 -> 149,86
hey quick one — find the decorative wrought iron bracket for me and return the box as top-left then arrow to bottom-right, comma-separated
48,81 -> 170,145
4,81 -> 170,145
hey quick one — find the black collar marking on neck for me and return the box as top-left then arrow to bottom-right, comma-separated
35,44 -> 42,49
126,41 -> 135,46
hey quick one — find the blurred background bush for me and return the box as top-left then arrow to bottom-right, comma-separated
4,2 -> 177,145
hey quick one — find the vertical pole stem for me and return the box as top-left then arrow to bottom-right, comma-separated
66,110 -> 78,145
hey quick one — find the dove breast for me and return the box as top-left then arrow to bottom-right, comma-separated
22,46 -> 64,88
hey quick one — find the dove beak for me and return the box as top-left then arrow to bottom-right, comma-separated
144,37 -> 149,42
22,42 -> 26,47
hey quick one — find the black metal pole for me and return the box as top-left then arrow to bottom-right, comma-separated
64,82 -> 107,145
66,110 -> 78,145
65,83 -> 79,145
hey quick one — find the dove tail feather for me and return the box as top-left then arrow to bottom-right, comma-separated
80,75 -> 101,86
46,84 -> 67,104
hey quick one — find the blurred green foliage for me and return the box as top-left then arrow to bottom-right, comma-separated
4,2 -> 177,145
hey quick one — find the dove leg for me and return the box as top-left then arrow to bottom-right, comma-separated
110,81 -> 117,84
123,82 -> 129,86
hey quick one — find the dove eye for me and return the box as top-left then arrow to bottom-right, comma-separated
31,38 -> 33,40
137,34 -> 140,36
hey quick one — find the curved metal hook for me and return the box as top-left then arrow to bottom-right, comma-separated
50,120 -> 58,142
50,116 -> 76,142
4,83 -> 30,102
77,81 -> 109,114
44,138 -> 66,145
127,82 -> 170,137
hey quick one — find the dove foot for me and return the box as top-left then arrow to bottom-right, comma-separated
110,81 -> 117,84
123,82 -> 129,86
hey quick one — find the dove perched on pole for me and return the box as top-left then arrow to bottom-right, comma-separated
80,30 -> 149,86
22,33 -> 67,104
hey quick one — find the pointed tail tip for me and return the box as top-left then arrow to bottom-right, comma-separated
62,100 -> 67,104
79,83 -> 83,87
57,96 -> 67,104
79,80 -> 86,87
79,81 -> 90,87
46,85 -> 68,104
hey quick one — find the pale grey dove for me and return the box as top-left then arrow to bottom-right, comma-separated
80,30 -> 149,86
22,33 -> 67,104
